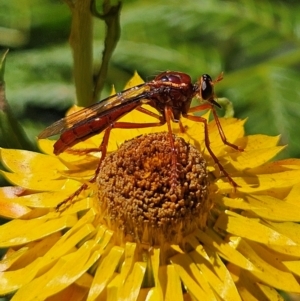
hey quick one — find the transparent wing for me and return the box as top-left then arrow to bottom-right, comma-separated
38,83 -> 150,138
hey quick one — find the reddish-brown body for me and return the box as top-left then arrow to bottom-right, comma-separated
38,71 -> 242,209
40,71 -> 198,155
53,102 -> 139,155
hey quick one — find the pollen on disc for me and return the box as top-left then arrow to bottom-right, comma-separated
97,132 -> 211,245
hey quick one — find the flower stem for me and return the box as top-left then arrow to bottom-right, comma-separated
91,0 -> 122,102
67,0 -> 94,107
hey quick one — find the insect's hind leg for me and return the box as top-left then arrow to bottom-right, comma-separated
164,107 -> 180,189
64,148 -> 102,155
56,126 -> 113,211
56,120 -> 164,211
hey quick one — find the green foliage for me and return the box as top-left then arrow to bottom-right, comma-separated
1,0 -> 300,158
0,50 -> 35,151
115,0 -> 300,158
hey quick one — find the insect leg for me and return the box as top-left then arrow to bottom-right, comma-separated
210,107 -> 244,151
56,126 -> 113,211
212,72 -> 224,84
179,121 -> 186,133
188,104 -> 243,152
62,107 -> 164,156
164,106 -> 179,188
183,113 -> 239,189
56,120 -> 165,211
136,106 -> 164,121
187,103 -> 212,113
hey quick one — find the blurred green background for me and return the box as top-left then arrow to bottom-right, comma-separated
1,0 -> 300,159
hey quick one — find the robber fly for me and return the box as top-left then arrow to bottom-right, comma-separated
39,71 -> 243,209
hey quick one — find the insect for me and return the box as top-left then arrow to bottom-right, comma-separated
38,71 -> 243,209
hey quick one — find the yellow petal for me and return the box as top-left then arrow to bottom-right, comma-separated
2,233 -> 61,271
230,146 -> 285,170
192,228 -> 255,271
208,118 -> 245,153
179,111 -> 210,147
285,182 -> 300,206
230,264 -> 284,301
0,247 -> 28,272
247,194 -> 300,222
283,261 -> 300,277
12,240 -> 101,301
0,193 -> 30,219
222,169 -> 300,193
117,262 -> 147,301
37,138 -> 55,155
44,223 -> 96,264
124,70 -> 145,88
215,211 -> 296,246
171,254 -> 210,301
263,221 -> 300,257
246,159 -> 300,177
159,265 -> 183,301
93,228 -> 114,252
150,247 -> 164,300
119,242 -> 137,283
0,186 -> 25,197
0,214 -> 77,247
46,283 -> 89,301
269,245 -> 300,258
1,190 -> 77,209
107,242 -> 137,300
237,240 -> 300,292
267,221 -> 300,245
188,246 -> 242,300
280,158 -> 300,169
191,250 -> 241,300
0,170 -> 81,191
242,134 -> 281,150
87,246 -> 124,300
0,259 -> 41,295
0,148 -> 65,173
256,283 -> 285,301
75,272 -> 93,288
219,194 -> 300,222
144,287 -> 162,301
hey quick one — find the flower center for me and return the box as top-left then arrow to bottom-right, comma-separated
97,132 -> 211,245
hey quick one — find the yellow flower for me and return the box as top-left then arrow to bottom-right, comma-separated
1,73 -> 300,300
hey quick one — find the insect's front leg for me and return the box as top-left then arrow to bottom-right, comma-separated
182,113 -> 240,189
188,104 -> 244,152
210,107 -> 244,152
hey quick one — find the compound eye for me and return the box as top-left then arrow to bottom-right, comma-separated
155,72 -> 191,85
167,74 -> 182,84
202,74 -> 212,82
158,73 -> 181,84
159,75 -> 171,82
201,74 -> 213,100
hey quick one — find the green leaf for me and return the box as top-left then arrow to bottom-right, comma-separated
0,50 -> 36,151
